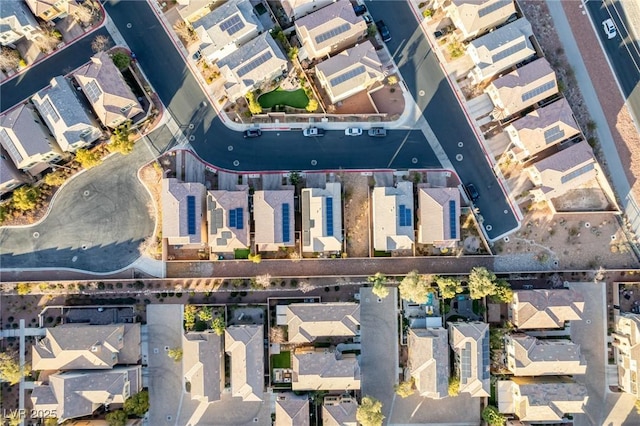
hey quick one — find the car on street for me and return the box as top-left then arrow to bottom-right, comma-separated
353,4 -> 367,16
368,128 -> 387,137
303,127 -> 325,137
345,128 -> 363,136
465,183 -> 479,202
244,129 -> 262,138
602,18 -> 617,39
376,20 -> 391,42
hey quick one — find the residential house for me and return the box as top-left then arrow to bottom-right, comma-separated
32,323 -> 141,371
217,32 -> 288,101
485,58 -> 558,121
225,325 -> 264,401
25,0 -> 78,22
176,0 -> 215,24
417,186 -> 461,248
254,189 -> 295,251
497,377 -> 588,422
301,182 -> 343,253
448,322 -> 490,397
372,181 -> 414,252
506,98 -> 581,162
504,334 -> 586,376
526,141 -> 598,203
182,332 -> 223,403
206,188 -> 250,254
322,395 -> 358,426
282,0 -> 334,21
0,104 -> 63,172
292,347 -> 361,391
191,0 -> 262,64
161,178 -> 206,247
407,328 -> 449,398
509,289 -> 585,329
467,18 -> 535,84
612,313 -> 640,397
284,302 -> 360,343
0,0 -> 39,46
32,76 -> 103,152
275,392 -> 310,426
73,52 -> 144,129
295,0 -> 367,61
31,366 -> 142,423
315,41 -> 384,104
0,146 -> 28,195
435,0 -> 516,41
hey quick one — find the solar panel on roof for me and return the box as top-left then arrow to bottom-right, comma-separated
40,99 -> 60,123
0,130 -> 22,164
491,40 -> 527,64
399,204 -> 406,227
329,65 -> 366,87
461,342 -> 472,380
236,208 -> 244,230
315,23 -> 351,44
449,200 -> 457,239
560,163 -> 595,184
521,80 -> 556,102
219,14 -> 245,36
543,125 -> 565,144
405,207 -> 412,227
85,81 -> 103,104
325,197 -> 334,237
187,195 -> 196,235
482,331 -> 490,379
282,203 -> 291,243
229,209 -> 237,228
478,0 -> 511,18
236,52 -> 273,77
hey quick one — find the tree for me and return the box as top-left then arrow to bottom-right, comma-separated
298,280 -> 315,293
635,399 -> 640,415
435,275 -> 462,299
173,20 -> 198,45
92,35 -> 111,52
124,390 -> 149,417
368,273 -> 390,299
0,350 -> 28,385
111,51 -> 131,70
287,46 -> 299,60
43,169 -> 67,187
398,270 -> 432,304
468,267 -> 498,300
16,282 -> 31,295
248,253 -> 261,263
34,28 -> 62,53
305,98 -> 319,112
394,378 -> 415,398
105,409 -> 128,426
0,47 -> 21,71
481,405 -> 506,426
212,317 -> 225,336
167,347 -> 183,362
109,122 -> 135,155
448,376 -> 460,396
184,305 -> 197,331
356,396 -> 384,426
491,279 -> 513,303
43,418 -> 58,426
254,274 -> 271,288
197,306 -> 213,322
387,75 -> 398,85
72,3 -> 94,25
246,91 -> 263,115
75,148 -> 102,169
367,24 -> 377,38
12,186 -> 40,211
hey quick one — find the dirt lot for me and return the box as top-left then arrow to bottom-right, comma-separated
339,172 -> 371,257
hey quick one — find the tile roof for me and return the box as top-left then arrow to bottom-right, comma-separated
281,0 -> 334,19
448,0 -> 515,39
417,187 -> 461,246
505,334 -> 586,376
448,322 -> 490,397
207,189 -> 250,253
285,302 -> 360,343
1,0 -> 38,30
25,0 -> 75,17
182,331 -> 223,403
0,146 -> 27,190
161,178 -> 206,245
254,189 -> 295,251
301,183 -> 343,252
292,347 -> 361,391
73,52 -> 143,128
510,289 -> 585,329
275,392 -> 310,426
225,325 -> 264,401
372,181 -> 415,251
322,395 -> 358,426
408,328 -> 449,398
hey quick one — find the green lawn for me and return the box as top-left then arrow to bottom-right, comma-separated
271,351 -> 291,369
258,88 -> 309,109
234,248 -> 250,259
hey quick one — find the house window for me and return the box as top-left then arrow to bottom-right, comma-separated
120,103 -> 133,113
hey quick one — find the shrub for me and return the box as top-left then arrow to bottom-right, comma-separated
305,98 -> 319,112
111,52 -> 131,70
12,186 -> 40,211
108,121 -> 135,155
43,170 -> 67,187
75,148 -> 102,169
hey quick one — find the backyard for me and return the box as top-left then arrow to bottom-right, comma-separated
258,88 -> 309,109
271,351 -> 291,369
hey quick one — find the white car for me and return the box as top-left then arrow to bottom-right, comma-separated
303,127 -> 325,137
344,128 -> 363,136
603,18 -> 617,39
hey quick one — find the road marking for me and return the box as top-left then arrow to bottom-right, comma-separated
602,0 -> 640,74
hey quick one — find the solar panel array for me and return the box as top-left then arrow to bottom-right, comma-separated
40,99 -> 60,123
478,0 -> 511,18
0,129 -> 23,163
482,332 -> 490,379
220,14 -> 245,36
315,23 -> 351,44
85,81 -> 103,104
329,65 -> 366,88
398,204 -> 412,227
461,342 -> 472,380
186,195 -> 196,235
325,197 -> 334,237
237,52 -> 273,77
491,40 -> 527,64
521,80 -> 556,102
543,125 -> 565,144
449,200 -> 457,239
282,203 -> 291,243
228,208 -> 244,230
560,163 -> 595,184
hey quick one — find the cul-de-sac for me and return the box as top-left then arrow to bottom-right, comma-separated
1,0 -> 640,425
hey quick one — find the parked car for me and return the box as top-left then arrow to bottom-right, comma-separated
376,20 -> 391,42
368,128 -> 387,137
434,25 -> 453,39
363,14 -> 373,25
345,128 -> 363,136
602,18 -> 617,39
192,50 -> 202,61
434,30 -> 445,39
465,183 -> 479,202
303,127 -> 325,137
244,129 -> 262,138
353,4 -> 367,16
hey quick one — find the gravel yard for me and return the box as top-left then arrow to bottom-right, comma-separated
339,172 -> 371,258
